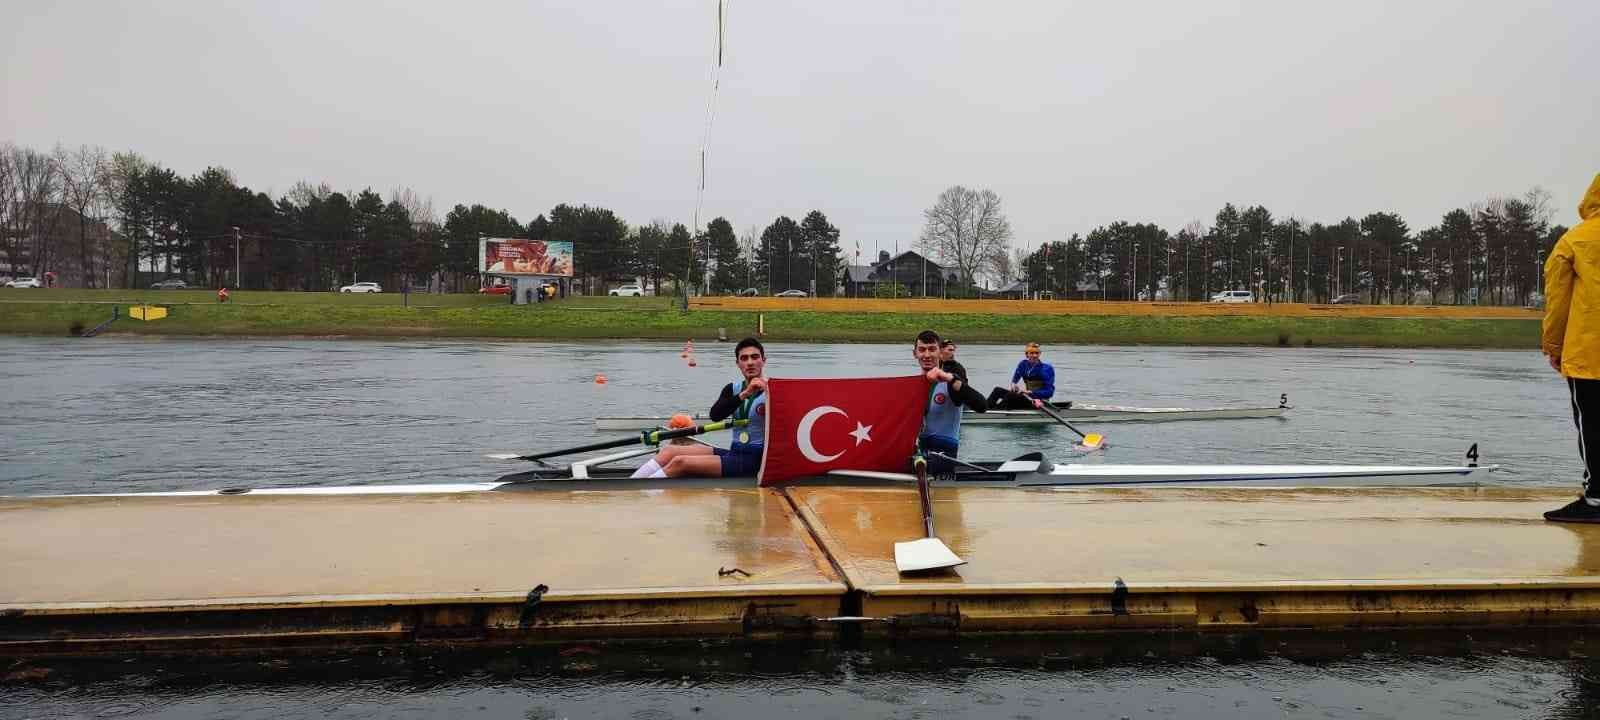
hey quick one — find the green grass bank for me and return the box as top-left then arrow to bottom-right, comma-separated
0,290 -> 1538,348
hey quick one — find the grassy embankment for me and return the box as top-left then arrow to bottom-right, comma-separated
0,289 -> 1539,348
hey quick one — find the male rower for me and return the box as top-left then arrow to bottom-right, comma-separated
915,330 -> 987,474
630,337 -> 767,479
987,342 -> 1056,410
939,339 -> 969,386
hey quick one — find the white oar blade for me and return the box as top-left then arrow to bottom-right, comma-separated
895,538 -> 965,573
485,453 -> 523,460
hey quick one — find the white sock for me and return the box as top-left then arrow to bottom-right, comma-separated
631,459 -> 661,478
650,467 -> 668,478
1586,496 -> 1599,507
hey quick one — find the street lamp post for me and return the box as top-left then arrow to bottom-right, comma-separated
232,226 -> 241,290
1132,243 -> 1140,301
1334,245 -> 1344,299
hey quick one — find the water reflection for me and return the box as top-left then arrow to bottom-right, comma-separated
6,631 -> 1600,719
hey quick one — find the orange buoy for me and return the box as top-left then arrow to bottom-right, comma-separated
594,374 -> 608,385
667,413 -> 695,429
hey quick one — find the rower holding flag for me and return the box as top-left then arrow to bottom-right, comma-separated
631,337 -> 768,478
914,330 -> 989,473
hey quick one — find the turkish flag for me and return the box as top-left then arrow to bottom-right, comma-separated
756,375 -> 930,487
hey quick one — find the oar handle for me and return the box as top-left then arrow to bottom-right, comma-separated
516,418 -> 751,462
643,418 -> 750,445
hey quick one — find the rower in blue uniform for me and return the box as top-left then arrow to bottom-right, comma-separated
913,330 -> 987,474
631,337 -> 767,478
987,341 -> 1056,410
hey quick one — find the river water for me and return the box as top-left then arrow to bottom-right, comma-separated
0,336 -> 1590,718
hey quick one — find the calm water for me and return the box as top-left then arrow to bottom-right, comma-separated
0,337 -> 1576,494
0,336 -> 1588,719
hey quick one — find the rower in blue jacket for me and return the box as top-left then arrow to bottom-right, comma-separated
987,342 -> 1056,410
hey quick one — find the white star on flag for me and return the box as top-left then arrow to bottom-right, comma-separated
849,422 -> 873,446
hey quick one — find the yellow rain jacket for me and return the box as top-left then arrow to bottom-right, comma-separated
1543,174 -> 1600,379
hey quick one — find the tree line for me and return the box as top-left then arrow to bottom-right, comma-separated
1,141 -> 1567,304
0,142 -> 856,295
1014,192 -> 1563,306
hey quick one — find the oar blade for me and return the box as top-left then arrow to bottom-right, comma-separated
894,537 -> 965,573
486,453 -> 524,460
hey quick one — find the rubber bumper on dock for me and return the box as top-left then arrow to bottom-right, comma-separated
4,485 -> 1600,652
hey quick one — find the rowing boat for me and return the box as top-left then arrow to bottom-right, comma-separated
36,448 -> 1496,498
593,398 -> 1291,430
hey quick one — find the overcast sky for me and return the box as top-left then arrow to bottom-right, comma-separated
3,1 -> 1595,258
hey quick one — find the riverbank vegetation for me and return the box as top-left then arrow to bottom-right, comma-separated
0,291 -> 1536,348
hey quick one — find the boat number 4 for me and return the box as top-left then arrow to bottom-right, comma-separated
1466,443 -> 1478,467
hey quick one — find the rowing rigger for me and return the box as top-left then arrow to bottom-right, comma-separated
593,396 -> 1292,430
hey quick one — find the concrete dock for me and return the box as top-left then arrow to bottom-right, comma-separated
3,485 -> 1598,653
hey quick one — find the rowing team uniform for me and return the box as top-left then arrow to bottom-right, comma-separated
708,378 -> 766,476
921,372 -> 987,474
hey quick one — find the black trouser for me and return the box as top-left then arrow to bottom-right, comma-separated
1572,378 -> 1600,499
988,387 -> 1040,410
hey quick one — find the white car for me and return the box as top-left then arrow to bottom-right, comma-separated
340,282 -> 382,293
609,284 -> 644,297
1209,290 -> 1253,303
7,277 -> 42,289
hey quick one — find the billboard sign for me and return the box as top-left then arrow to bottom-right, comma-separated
480,238 -> 574,277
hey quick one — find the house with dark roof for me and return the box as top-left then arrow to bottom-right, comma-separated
843,250 -> 960,297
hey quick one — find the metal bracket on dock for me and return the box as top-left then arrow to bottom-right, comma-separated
518,584 -> 550,627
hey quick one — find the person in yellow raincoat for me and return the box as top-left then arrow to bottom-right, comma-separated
1542,174 -> 1600,522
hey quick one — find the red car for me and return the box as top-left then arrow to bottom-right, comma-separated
479,285 -> 511,295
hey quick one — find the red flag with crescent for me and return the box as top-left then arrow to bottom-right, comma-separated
757,375 -> 929,487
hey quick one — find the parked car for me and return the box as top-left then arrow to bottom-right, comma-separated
1208,290 -> 1253,303
609,284 -> 645,297
340,282 -> 382,293
149,278 -> 188,290
479,284 -> 512,295
775,289 -> 809,298
1330,293 -> 1361,305
737,287 -> 759,297
8,277 -> 42,288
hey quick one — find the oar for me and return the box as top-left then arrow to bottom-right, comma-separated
893,455 -> 966,573
488,419 -> 749,462
1032,398 -> 1105,450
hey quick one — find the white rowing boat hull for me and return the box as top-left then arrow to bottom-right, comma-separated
593,403 -> 1287,430
58,463 -> 1498,498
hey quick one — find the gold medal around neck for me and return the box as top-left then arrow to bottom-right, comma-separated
738,432 -> 750,444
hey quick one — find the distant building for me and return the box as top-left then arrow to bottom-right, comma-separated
3,204 -> 122,287
844,250 -> 960,297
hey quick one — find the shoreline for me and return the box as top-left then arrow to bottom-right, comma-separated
0,291 -> 1541,349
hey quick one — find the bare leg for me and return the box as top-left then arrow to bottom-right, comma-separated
662,455 -> 724,478
632,443 -> 715,478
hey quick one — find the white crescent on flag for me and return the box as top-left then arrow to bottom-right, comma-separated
796,405 -> 846,463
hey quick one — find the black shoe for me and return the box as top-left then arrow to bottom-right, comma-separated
1544,496 -> 1600,523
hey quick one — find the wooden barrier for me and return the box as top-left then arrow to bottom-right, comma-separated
690,297 -> 1541,320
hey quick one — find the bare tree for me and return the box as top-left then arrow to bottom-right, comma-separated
389,186 -> 438,229
55,144 -> 111,287
2,145 -> 64,279
919,185 -> 1013,289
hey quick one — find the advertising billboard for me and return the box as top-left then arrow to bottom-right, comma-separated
480,238 -> 574,277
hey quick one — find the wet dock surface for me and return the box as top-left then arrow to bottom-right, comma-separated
5,485 -> 1598,652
